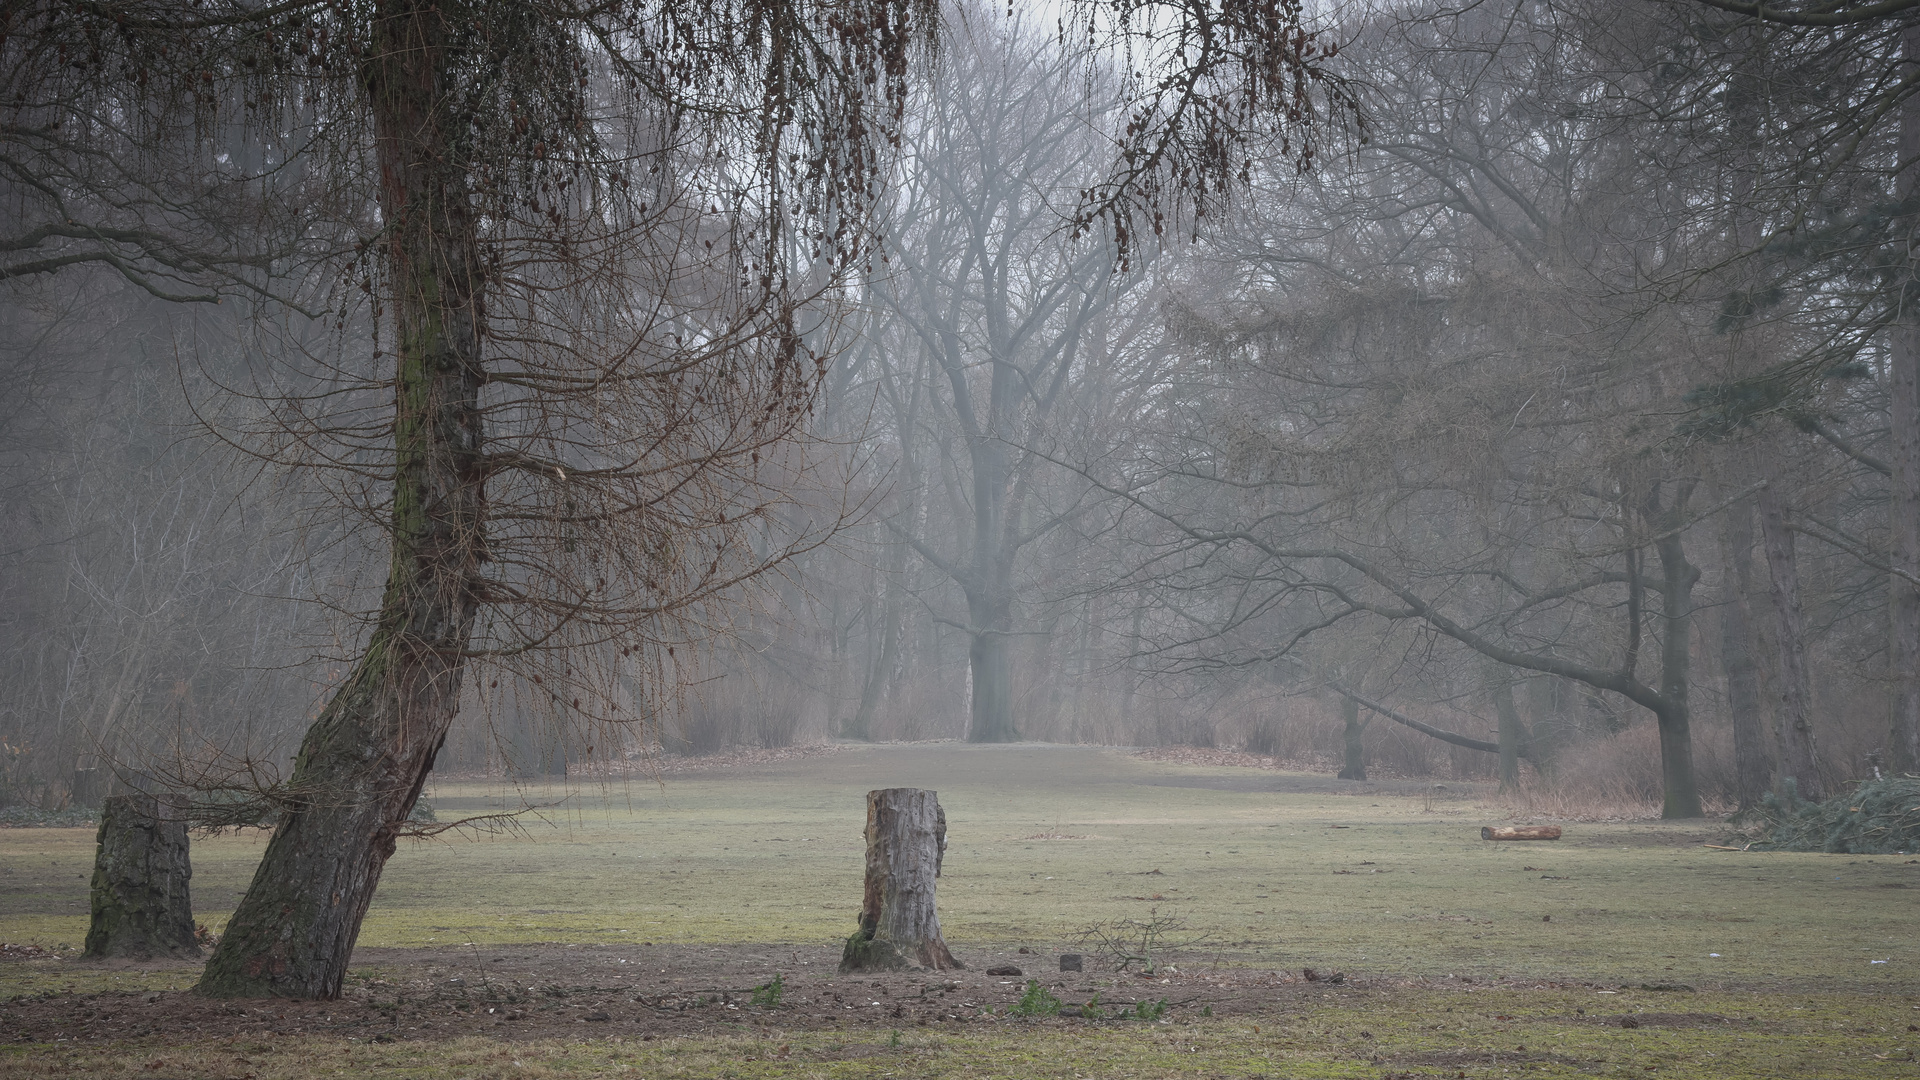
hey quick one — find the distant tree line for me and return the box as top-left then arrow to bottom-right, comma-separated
791,0 -> 1920,823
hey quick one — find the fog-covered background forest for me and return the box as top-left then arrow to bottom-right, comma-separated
5,0 -> 1916,821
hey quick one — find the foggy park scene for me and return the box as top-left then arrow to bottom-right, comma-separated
0,0 -> 1916,1077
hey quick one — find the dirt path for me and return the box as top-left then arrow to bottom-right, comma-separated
1,941 -> 1700,1047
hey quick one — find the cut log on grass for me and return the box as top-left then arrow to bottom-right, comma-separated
840,787 -> 961,972
84,788 -> 200,960
1481,825 -> 1562,841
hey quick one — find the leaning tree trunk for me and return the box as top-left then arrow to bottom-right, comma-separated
84,788 -> 199,961
195,0 -> 485,1000
841,788 -> 962,972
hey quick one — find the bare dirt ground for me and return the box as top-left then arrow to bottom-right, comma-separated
1,941 -> 1729,1049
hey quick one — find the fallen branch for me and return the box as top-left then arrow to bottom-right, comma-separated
1324,679 -> 1500,754
1481,825 -> 1562,841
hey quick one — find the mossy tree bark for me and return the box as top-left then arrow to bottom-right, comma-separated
195,0 -> 484,999
841,788 -> 961,972
84,790 -> 199,961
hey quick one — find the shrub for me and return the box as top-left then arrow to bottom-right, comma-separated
0,805 -> 98,828
1127,998 -> 1169,1021
750,973 -> 785,1009
1010,979 -> 1061,1018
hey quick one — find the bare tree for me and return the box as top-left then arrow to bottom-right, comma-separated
1076,0 -> 1770,816
867,14 -> 1161,742
5,0 -> 1351,998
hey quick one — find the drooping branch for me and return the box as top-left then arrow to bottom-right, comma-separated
1322,677 -> 1500,755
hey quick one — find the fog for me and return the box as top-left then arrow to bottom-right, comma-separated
3,0 -> 1913,832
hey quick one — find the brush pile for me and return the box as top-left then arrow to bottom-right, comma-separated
1760,777 -> 1920,854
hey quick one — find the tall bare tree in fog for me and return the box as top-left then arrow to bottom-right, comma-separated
817,0 -> 1914,800
867,14 -> 1152,743
4,0 -> 1352,998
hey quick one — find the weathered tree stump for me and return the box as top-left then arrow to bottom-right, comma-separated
69,766 -> 107,809
83,788 -> 199,960
1480,825 -> 1562,841
840,787 -> 961,972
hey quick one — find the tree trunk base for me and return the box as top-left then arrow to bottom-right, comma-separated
839,931 -> 911,972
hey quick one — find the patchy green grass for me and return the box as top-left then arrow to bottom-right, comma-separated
3,743 -> 1917,1075
5,745 -> 1918,986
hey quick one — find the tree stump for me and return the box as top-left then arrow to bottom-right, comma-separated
84,789 -> 200,960
69,766 -> 107,809
840,788 -> 962,972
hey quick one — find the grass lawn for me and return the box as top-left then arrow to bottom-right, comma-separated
2,742 -> 1915,1077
